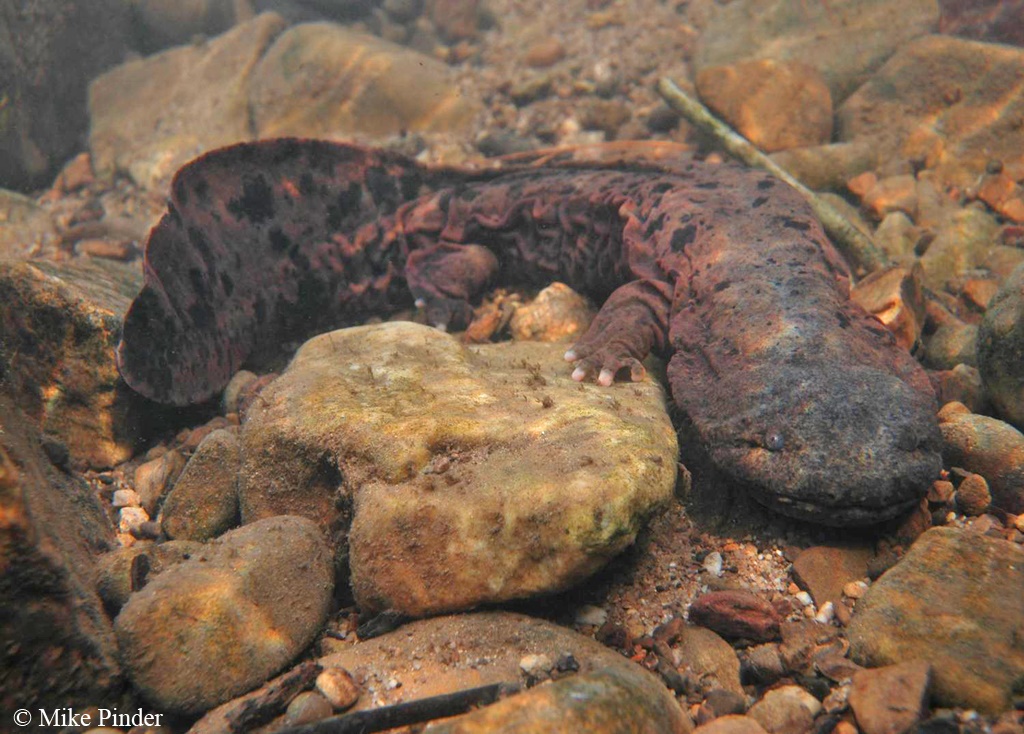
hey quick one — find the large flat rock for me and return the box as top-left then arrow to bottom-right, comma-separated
239,322 -> 678,616
848,526 -> 1024,714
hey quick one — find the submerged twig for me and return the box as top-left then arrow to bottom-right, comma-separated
656,77 -> 887,275
278,681 -> 519,734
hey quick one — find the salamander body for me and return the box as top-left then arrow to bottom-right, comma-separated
117,139 -> 941,525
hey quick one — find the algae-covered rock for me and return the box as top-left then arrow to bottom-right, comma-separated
88,13 -> 288,191
318,611 -> 690,733
848,527 -> 1024,714
115,515 -> 333,715
239,322 -> 678,616
248,22 -> 479,140
0,258 -> 144,468
694,0 -> 938,103
160,428 -> 241,541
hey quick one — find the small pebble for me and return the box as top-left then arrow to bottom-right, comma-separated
519,653 -> 554,678
574,604 -> 608,627
842,580 -> 869,599
814,601 -> 835,625
954,473 -> 991,516
316,666 -> 360,711
118,506 -> 149,535
794,591 -> 813,607
284,691 -> 333,726
523,37 -> 566,68
702,551 -> 724,577
111,488 -> 141,508
927,480 -> 954,504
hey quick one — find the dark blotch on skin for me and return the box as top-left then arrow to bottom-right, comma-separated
670,224 -> 697,252
226,175 -> 276,224
752,196 -> 768,208
326,183 -> 364,231
780,216 -> 812,232
269,226 -> 291,253
298,172 -> 316,197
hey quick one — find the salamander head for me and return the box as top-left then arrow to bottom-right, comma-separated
677,363 -> 942,526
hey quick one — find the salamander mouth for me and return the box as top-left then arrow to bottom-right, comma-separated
689,364 -> 943,527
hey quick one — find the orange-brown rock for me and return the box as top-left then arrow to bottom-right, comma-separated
688,590 -> 781,642
837,35 -> 1024,189
696,59 -> 833,152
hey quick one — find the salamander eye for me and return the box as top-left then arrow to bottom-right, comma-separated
764,430 -> 785,452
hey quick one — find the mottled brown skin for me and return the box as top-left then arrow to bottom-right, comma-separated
118,139 -> 941,525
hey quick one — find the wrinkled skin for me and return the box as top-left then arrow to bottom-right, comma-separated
117,139 -> 941,525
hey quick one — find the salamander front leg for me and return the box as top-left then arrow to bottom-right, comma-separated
565,279 -> 672,385
405,242 -> 499,330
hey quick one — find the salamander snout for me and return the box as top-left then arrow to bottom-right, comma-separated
676,362 -> 943,526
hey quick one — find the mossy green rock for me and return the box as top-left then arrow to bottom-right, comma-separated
239,322 -> 678,616
848,527 -> 1024,714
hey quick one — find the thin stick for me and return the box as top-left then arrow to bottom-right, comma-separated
655,77 -> 887,275
277,681 -> 518,734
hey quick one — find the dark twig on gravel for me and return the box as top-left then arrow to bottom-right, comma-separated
277,682 -> 520,734
187,662 -> 322,734
656,77 -> 887,276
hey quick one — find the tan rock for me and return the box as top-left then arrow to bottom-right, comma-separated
861,174 -> 918,219
509,282 -> 595,342
523,37 -> 567,68
931,364 -> 987,414
849,660 -> 931,734
848,527 -> 1024,713
239,322 -> 677,616
675,625 -> 744,696
922,321 -> 977,370
160,428 -> 241,541
248,23 -> 478,141
134,449 -> 187,516
0,258 -> 144,468
954,472 -> 991,516
872,211 -> 919,261
321,612 -> 690,732
837,35 -> 1024,188
791,544 -> 874,607
939,404 -> 1024,514
88,13 -> 288,191
0,190 -> 56,259
696,59 -> 833,152
115,515 -> 334,715
747,685 -> 821,734
694,0 -> 938,103
427,0 -> 481,41
0,395 -> 120,714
